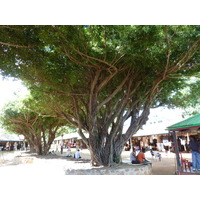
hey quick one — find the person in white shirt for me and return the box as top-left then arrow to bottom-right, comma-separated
74,149 -> 81,159
130,148 -> 140,164
66,147 -> 72,157
14,142 -> 18,151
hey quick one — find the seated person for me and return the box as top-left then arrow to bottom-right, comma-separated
130,148 -> 140,164
74,149 -> 81,159
137,148 -> 151,165
66,147 -> 72,157
154,151 -> 162,161
49,150 -> 55,155
51,150 -> 56,155
151,149 -> 161,161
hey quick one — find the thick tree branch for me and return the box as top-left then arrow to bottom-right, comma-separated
0,41 -> 32,48
97,71 -> 130,111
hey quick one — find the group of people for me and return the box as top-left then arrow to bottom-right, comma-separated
1,142 -> 26,151
130,148 -> 151,165
129,135 -> 200,171
66,147 -> 81,159
49,147 -> 82,159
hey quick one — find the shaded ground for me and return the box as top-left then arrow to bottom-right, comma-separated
79,149 -> 179,175
0,149 -> 193,175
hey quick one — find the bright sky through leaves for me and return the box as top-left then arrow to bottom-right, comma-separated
0,75 -> 29,134
0,75 -> 29,108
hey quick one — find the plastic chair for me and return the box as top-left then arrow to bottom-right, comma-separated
180,153 -> 191,172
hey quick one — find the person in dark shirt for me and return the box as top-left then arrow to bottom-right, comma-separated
189,135 -> 200,171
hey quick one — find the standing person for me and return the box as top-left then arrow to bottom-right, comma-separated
17,142 -> 21,151
10,143 -> 14,151
56,143 -> 59,152
60,140 -> 64,154
189,135 -> 200,171
6,142 -> 10,151
14,142 -> 18,151
21,143 -> 24,150
25,142 -> 28,151
137,148 -> 151,165
76,142 -> 79,151
60,144 -> 63,155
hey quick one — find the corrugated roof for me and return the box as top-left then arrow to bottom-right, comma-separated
133,130 -> 168,137
54,133 -> 78,140
167,113 -> 200,131
54,132 -> 89,140
0,133 -> 24,141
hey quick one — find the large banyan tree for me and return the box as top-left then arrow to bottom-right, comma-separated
0,25 -> 199,166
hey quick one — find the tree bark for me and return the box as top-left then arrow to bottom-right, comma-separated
81,98 -> 150,166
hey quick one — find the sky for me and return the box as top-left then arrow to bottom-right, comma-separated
0,75 -> 29,134
0,76 -> 29,108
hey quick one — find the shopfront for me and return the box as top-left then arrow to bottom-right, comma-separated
167,113 -> 200,175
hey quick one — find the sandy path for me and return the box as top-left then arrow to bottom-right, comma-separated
0,149 -> 181,175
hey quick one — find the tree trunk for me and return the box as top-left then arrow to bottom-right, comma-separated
87,134 -> 125,166
88,143 -> 124,166
43,142 -> 52,155
29,143 -> 36,153
34,135 -> 43,155
35,144 -> 43,155
29,146 -> 36,153
84,106 -> 150,167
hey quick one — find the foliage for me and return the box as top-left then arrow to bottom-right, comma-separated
0,98 -> 67,155
166,77 -> 200,116
0,25 -> 199,165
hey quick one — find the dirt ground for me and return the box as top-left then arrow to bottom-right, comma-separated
0,149 -> 182,175
1,149 -> 198,200
79,149 -> 180,175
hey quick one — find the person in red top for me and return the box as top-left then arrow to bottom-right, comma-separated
137,148 -> 151,165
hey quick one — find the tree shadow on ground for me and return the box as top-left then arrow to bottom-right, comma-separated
0,151 -> 91,167
20,151 -> 91,163
73,159 -> 91,164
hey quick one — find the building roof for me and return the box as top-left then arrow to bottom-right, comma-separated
54,132 -> 89,141
133,129 -> 168,137
0,133 -> 24,141
54,133 -> 78,140
167,113 -> 200,131
122,107 -> 184,137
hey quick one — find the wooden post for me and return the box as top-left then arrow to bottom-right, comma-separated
171,131 -> 182,173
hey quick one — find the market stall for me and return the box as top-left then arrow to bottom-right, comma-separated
0,133 -> 24,151
167,113 -> 200,175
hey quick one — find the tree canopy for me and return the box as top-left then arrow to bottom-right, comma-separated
0,25 -> 199,166
0,98 -> 67,155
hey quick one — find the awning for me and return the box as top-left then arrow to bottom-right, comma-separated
167,113 -> 200,131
